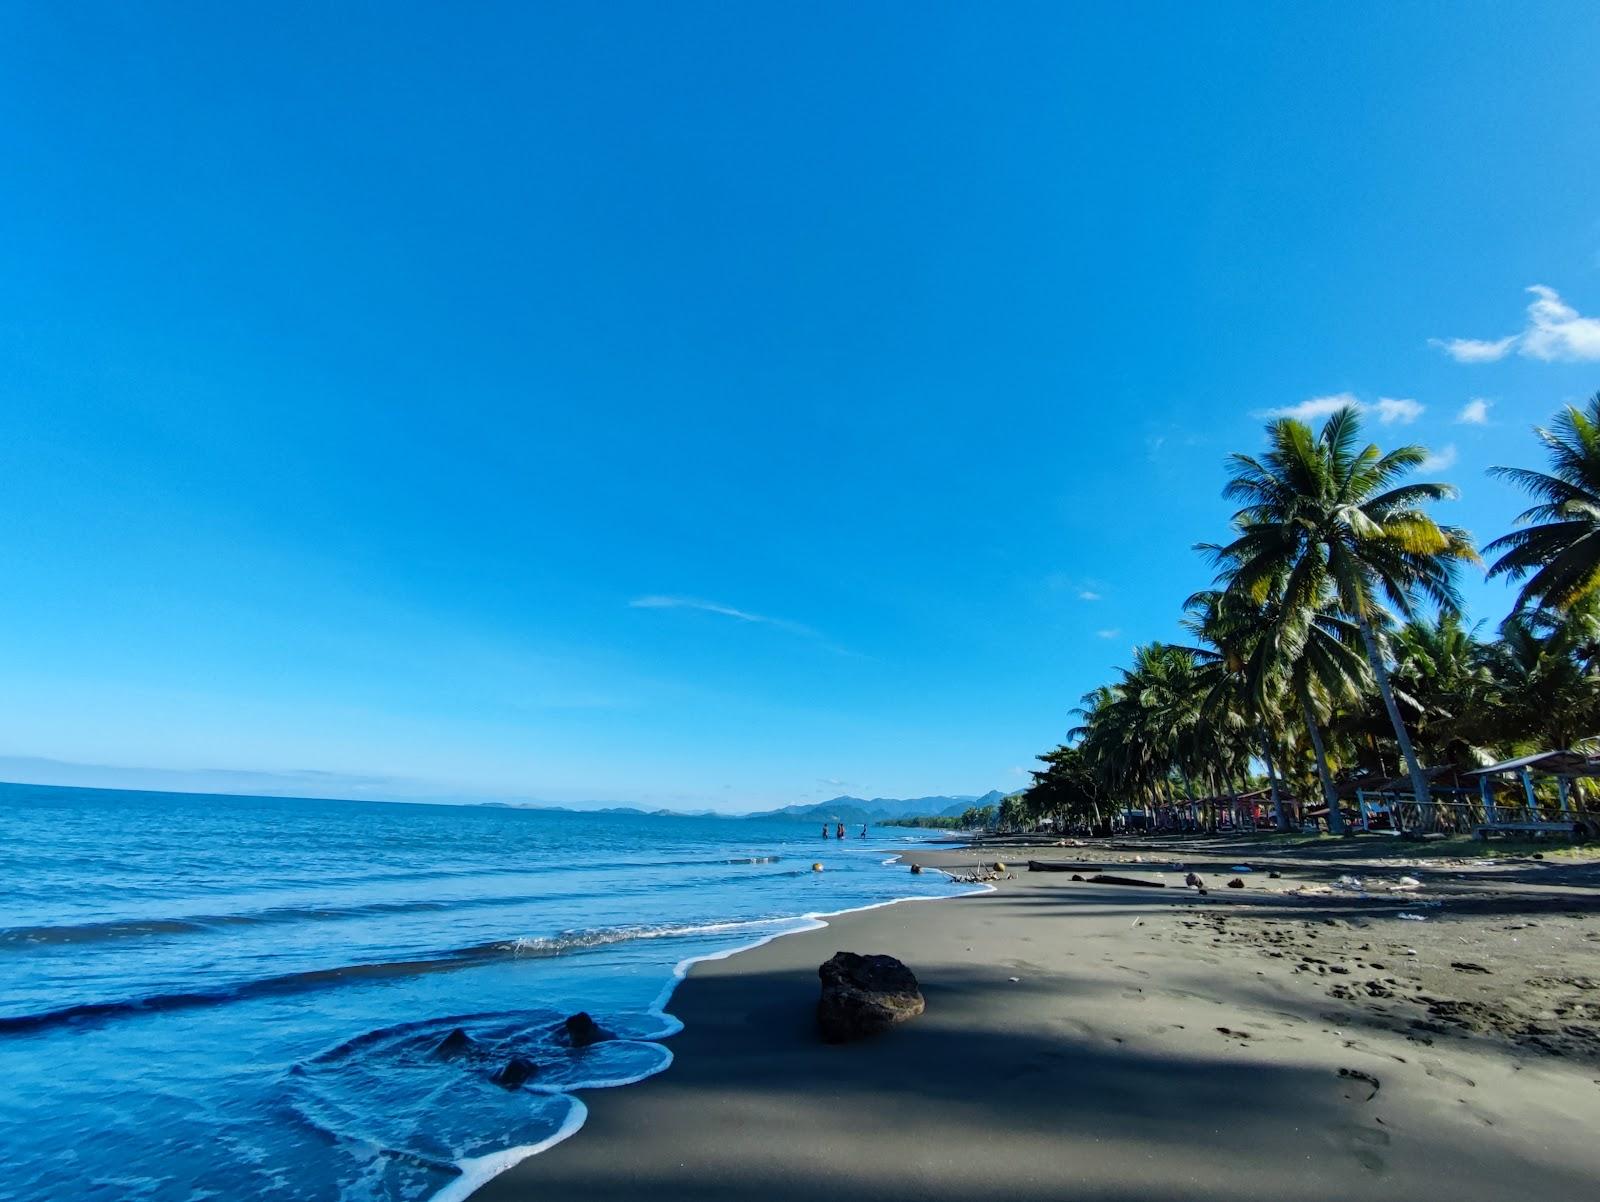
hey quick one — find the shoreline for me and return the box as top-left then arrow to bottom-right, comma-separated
435,851 -> 985,1202
471,839 -> 1600,1202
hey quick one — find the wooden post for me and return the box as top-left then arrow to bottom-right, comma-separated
1558,776 -> 1571,813
1480,774 -> 1495,824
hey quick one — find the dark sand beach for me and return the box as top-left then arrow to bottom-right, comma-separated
474,838 -> 1600,1202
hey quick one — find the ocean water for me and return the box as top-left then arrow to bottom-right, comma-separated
0,782 -> 965,1202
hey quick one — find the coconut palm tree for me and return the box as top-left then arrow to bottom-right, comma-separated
1484,612 -> 1600,752
1071,645 -> 1214,826
1212,405 -> 1475,820
1182,588 -> 1292,830
1487,392 -> 1600,614
1382,613 -> 1496,769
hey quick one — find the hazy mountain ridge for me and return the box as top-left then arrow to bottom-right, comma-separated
742,790 -> 1007,824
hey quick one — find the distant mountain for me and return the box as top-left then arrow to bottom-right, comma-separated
744,790 -> 1007,824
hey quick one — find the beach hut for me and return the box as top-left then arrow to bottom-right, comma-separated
1348,766 -> 1463,833
1462,751 -> 1600,839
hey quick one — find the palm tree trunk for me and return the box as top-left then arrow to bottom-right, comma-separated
1259,727 -> 1289,831
1356,614 -> 1434,823
1300,697 -> 1345,834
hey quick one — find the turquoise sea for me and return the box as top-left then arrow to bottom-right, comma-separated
0,782 -> 965,1202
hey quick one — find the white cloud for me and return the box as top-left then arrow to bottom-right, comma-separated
1260,393 -> 1360,422
1420,443 -> 1457,472
1432,285 -> 1600,364
1258,392 -> 1422,425
1521,285 -> 1600,361
1456,398 -> 1491,424
1370,397 -> 1423,424
1429,336 -> 1516,363
1095,628 -> 1121,640
1077,589 -> 1103,601
629,595 -> 821,640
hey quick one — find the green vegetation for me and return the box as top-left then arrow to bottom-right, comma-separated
882,803 -> 998,830
1021,392 -> 1600,835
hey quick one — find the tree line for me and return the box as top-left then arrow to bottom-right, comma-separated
1012,391 -> 1600,835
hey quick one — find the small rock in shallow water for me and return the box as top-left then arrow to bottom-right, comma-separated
431,1027 -> 477,1060
1227,878 -> 1245,889
563,1011 -> 612,1047
910,863 -> 923,874
490,1057 -> 539,1088
817,952 -> 924,1043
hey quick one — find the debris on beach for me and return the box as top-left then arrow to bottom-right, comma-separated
1086,873 -> 1164,888
817,951 -> 925,1042
945,866 -> 1011,883
1226,877 -> 1245,889
1230,865 -> 1254,873
1397,913 -> 1428,922
1331,874 -> 1427,896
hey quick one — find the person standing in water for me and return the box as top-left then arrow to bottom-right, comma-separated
821,823 -> 829,838
859,824 -> 868,838
835,822 -> 845,839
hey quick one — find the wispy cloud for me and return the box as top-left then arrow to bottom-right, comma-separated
1370,397 -> 1424,424
1432,285 -> 1600,363
1421,443 -> 1457,472
1258,392 -> 1423,425
630,594 -> 855,654
1456,398 -> 1492,425
1077,589 -> 1103,602
1095,628 -> 1121,640
1431,335 -> 1516,364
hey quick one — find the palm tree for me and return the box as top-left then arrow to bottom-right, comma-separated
1484,612 -> 1600,752
1182,588 -> 1292,830
1213,405 -> 1476,819
1071,645 -> 1212,827
1487,392 -> 1600,613
1383,613 -> 1496,769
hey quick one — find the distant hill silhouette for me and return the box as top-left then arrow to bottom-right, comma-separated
743,790 -> 1006,824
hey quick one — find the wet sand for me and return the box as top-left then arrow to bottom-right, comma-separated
473,839 -> 1600,1202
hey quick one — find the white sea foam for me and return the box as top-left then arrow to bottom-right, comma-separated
426,878 -> 991,1202
429,1094 -> 588,1202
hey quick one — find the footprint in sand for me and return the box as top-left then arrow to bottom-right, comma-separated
1422,1060 -> 1475,1088
1120,987 -> 1148,1002
1337,1123 -> 1390,1173
1338,1067 -> 1381,1102
1342,1039 -> 1407,1064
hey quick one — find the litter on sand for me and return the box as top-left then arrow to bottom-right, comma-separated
1398,913 -> 1428,922
1230,865 -> 1254,873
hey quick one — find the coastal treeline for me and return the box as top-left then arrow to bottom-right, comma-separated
884,803 -> 999,830
1016,391 -> 1600,835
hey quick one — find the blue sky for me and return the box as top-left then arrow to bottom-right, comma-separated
3,3 -> 1599,810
